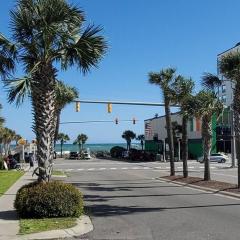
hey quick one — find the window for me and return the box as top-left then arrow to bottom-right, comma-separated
221,95 -> 226,103
222,85 -> 226,93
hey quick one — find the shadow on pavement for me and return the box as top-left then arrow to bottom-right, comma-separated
0,210 -> 18,221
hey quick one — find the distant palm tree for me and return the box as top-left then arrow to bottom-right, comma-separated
192,91 -> 223,180
2,0 -> 107,181
0,128 -> 17,156
148,68 -> 176,176
57,133 -> 70,158
55,82 -> 78,144
74,134 -> 88,153
172,75 -> 194,178
136,134 -> 145,151
122,130 -> 136,151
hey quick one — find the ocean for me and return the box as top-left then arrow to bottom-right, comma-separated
54,143 -> 141,153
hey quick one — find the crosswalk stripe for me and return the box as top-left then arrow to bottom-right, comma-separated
110,168 -> 117,170
88,168 -> 95,171
77,169 -> 84,171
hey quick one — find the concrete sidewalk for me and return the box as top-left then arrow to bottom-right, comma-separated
0,171 -> 35,240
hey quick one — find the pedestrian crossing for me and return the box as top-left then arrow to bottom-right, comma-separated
58,165 -> 220,172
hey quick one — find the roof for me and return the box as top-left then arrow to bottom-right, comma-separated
144,111 -> 181,122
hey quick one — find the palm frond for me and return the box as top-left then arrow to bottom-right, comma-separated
61,25 -> 107,74
202,73 -> 221,91
4,77 -> 32,106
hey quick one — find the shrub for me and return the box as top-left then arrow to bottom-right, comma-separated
110,146 -> 126,158
14,181 -> 84,218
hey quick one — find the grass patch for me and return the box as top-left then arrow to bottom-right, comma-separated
19,217 -> 77,235
52,170 -> 66,176
0,170 -> 24,197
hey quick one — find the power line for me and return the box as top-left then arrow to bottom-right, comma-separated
60,119 -> 139,124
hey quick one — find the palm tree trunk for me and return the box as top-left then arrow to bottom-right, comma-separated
31,64 -> 56,182
141,140 -> 144,151
202,115 -> 212,181
60,140 -> 63,158
182,115 -> 188,178
54,109 -> 61,146
164,97 -> 175,176
233,82 -> 240,187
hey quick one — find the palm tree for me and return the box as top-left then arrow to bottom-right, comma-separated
55,81 -> 78,144
2,0 -> 107,181
74,134 -> 88,153
148,68 -> 176,176
192,91 -> 223,180
0,127 -> 17,156
0,34 -> 16,79
56,133 -> 70,158
172,76 -> 194,178
136,134 -> 145,151
218,52 -> 240,187
122,130 -> 136,151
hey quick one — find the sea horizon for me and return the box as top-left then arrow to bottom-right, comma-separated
54,142 -> 141,153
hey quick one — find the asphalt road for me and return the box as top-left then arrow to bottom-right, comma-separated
54,158 -> 240,240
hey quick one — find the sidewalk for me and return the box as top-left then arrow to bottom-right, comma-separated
0,171 -> 35,240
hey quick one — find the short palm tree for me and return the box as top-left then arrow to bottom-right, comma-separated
1,0 -> 107,181
122,130 -> 136,151
55,81 -> 78,144
192,91 -> 223,181
56,133 -> 70,158
172,75 -> 194,178
136,134 -> 145,151
74,134 -> 88,153
0,127 -> 17,156
148,68 -> 176,176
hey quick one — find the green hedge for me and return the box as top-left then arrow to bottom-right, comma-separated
14,181 -> 83,218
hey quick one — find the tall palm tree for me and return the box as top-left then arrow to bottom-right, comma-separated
218,52 -> 240,187
172,75 -> 194,178
122,130 -> 136,151
54,81 -> 78,145
2,0 -> 107,181
56,133 -> 70,158
148,68 -> 176,176
192,91 -> 223,180
136,134 -> 145,151
0,127 -> 17,156
74,134 -> 88,153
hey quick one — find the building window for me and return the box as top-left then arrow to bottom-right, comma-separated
222,85 -> 226,93
221,95 -> 226,103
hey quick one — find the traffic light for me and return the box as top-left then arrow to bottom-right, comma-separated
107,103 -> 112,113
115,118 -> 118,124
133,117 -> 136,124
75,102 -> 80,112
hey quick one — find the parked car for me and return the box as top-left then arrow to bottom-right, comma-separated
198,153 -> 228,163
69,152 -> 79,159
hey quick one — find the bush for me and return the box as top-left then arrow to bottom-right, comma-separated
14,181 -> 83,218
110,146 -> 126,158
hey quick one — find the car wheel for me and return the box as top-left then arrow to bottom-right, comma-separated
220,159 -> 225,163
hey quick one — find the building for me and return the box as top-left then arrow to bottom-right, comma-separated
144,113 -> 217,159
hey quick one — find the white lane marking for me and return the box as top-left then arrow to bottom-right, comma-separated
77,168 -> 84,171
177,167 -> 182,169
143,167 -> 150,169
110,167 -> 117,170
132,167 -> 140,170
189,166 -> 194,169
87,168 -> 95,171
155,167 -> 162,169
121,167 -> 128,170
200,166 -> 204,169
210,167 -> 216,169
99,168 -> 106,170
166,167 -> 170,169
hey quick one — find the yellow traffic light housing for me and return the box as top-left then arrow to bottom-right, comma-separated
75,102 -> 80,112
107,103 -> 112,113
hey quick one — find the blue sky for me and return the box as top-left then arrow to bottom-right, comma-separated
0,0 -> 240,143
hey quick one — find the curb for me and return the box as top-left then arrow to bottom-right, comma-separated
18,215 -> 93,240
157,177 -> 240,199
